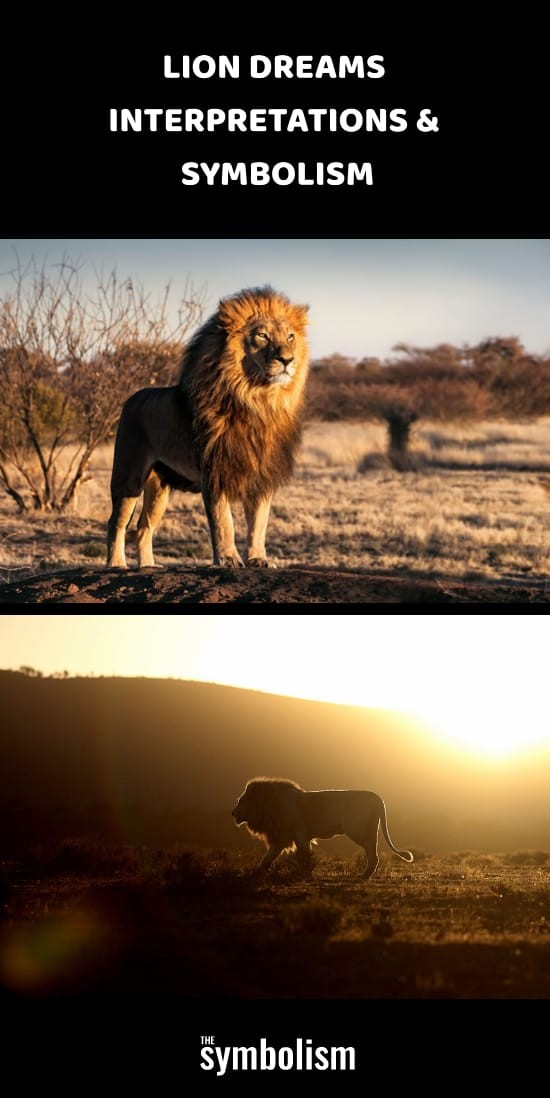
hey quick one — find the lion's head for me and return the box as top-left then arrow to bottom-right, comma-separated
217,287 -> 309,392
181,286 -> 309,406
232,777 -> 304,847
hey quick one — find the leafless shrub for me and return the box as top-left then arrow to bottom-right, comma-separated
0,256 -> 203,511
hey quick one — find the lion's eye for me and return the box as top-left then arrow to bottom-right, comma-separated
288,333 -> 295,342
257,332 -> 269,341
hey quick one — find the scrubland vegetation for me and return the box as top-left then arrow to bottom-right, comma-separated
2,842 -> 550,998
2,419 -> 550,582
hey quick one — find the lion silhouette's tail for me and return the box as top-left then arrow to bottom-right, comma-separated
379,798 -> 413,863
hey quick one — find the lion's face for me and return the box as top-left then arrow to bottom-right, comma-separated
242,315 -> 301,388
232,789 -> 251,826
231,778 -> 303,843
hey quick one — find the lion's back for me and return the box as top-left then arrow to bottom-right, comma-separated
301,790 -> 382,839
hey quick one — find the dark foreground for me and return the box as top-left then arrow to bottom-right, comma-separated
2,845 -> 550,999
0,565 -> 549,604
2,846 -> 547,1097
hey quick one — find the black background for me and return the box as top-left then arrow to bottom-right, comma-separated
3,993 -> 544,1097
2,18 -> 548,1099
3,22 -> 548,235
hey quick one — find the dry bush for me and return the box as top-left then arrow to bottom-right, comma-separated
312,374 -> 495,469
0,257 -> 203,511
308,338 -> 550,470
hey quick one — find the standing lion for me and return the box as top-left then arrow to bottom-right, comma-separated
107,286 -> 309,568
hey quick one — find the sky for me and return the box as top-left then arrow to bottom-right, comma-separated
0,238 -> 548,360
1,613 -> 549,757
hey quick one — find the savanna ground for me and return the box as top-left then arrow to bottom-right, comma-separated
1,418 -> 550,602
2,841 -> 550,1000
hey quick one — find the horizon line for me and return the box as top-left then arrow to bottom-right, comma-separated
1,667 -> 413,715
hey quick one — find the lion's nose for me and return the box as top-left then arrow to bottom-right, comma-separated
275,354 -> 294,369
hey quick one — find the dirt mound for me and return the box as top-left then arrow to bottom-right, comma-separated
0,565 -> 548,604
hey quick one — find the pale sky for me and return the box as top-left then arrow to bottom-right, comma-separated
0,238 -> 548,360
1,614 -> 549,756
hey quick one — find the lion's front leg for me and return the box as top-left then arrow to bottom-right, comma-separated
256,843 -> 284,874
107,495 -> 140,568
295,832 -> 314,877
202,483 -> 244,567
244,492 -> 274,567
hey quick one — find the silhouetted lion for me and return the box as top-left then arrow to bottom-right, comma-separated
107,286 -> 309,568
232,777 -> 414,877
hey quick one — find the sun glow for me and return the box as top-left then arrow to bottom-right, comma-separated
1,614 -> 550,763
419,698 -> 549,758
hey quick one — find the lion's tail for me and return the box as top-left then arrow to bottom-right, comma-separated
379,798 -> 414,863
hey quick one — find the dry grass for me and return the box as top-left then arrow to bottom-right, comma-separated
2,418 -> 550,582
2,844 -> 550,998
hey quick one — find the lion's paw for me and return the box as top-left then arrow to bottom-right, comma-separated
247,557 -> 272,568
216,554 -> 245,568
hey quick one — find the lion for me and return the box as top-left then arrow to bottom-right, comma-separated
107,286 -> 309,568
232,777 -> 414,878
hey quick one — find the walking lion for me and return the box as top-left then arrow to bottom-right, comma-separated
232,777 -> 414,878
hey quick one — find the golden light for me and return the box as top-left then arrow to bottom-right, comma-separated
418,697 -> 549,759
2,615 -> 550,766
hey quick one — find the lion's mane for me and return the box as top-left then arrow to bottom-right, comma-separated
237,777 -> 305,849
179,286 -> 309,501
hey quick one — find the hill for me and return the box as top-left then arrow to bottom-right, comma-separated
1,671 -> 549,852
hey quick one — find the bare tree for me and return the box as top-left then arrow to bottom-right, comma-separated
0,256 -> 203,511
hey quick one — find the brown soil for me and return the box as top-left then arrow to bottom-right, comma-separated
0,564 -> 549,604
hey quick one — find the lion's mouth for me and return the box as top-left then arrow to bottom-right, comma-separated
268,362 -> 295,385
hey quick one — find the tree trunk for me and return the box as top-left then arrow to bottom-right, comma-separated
387,412 -> 418,471
57,452 -> 93,511
0,464 -> 28,511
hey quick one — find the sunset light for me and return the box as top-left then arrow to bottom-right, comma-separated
2,610 -> 550,1013
1,614 -> 549,762
419,697 -> 549,758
